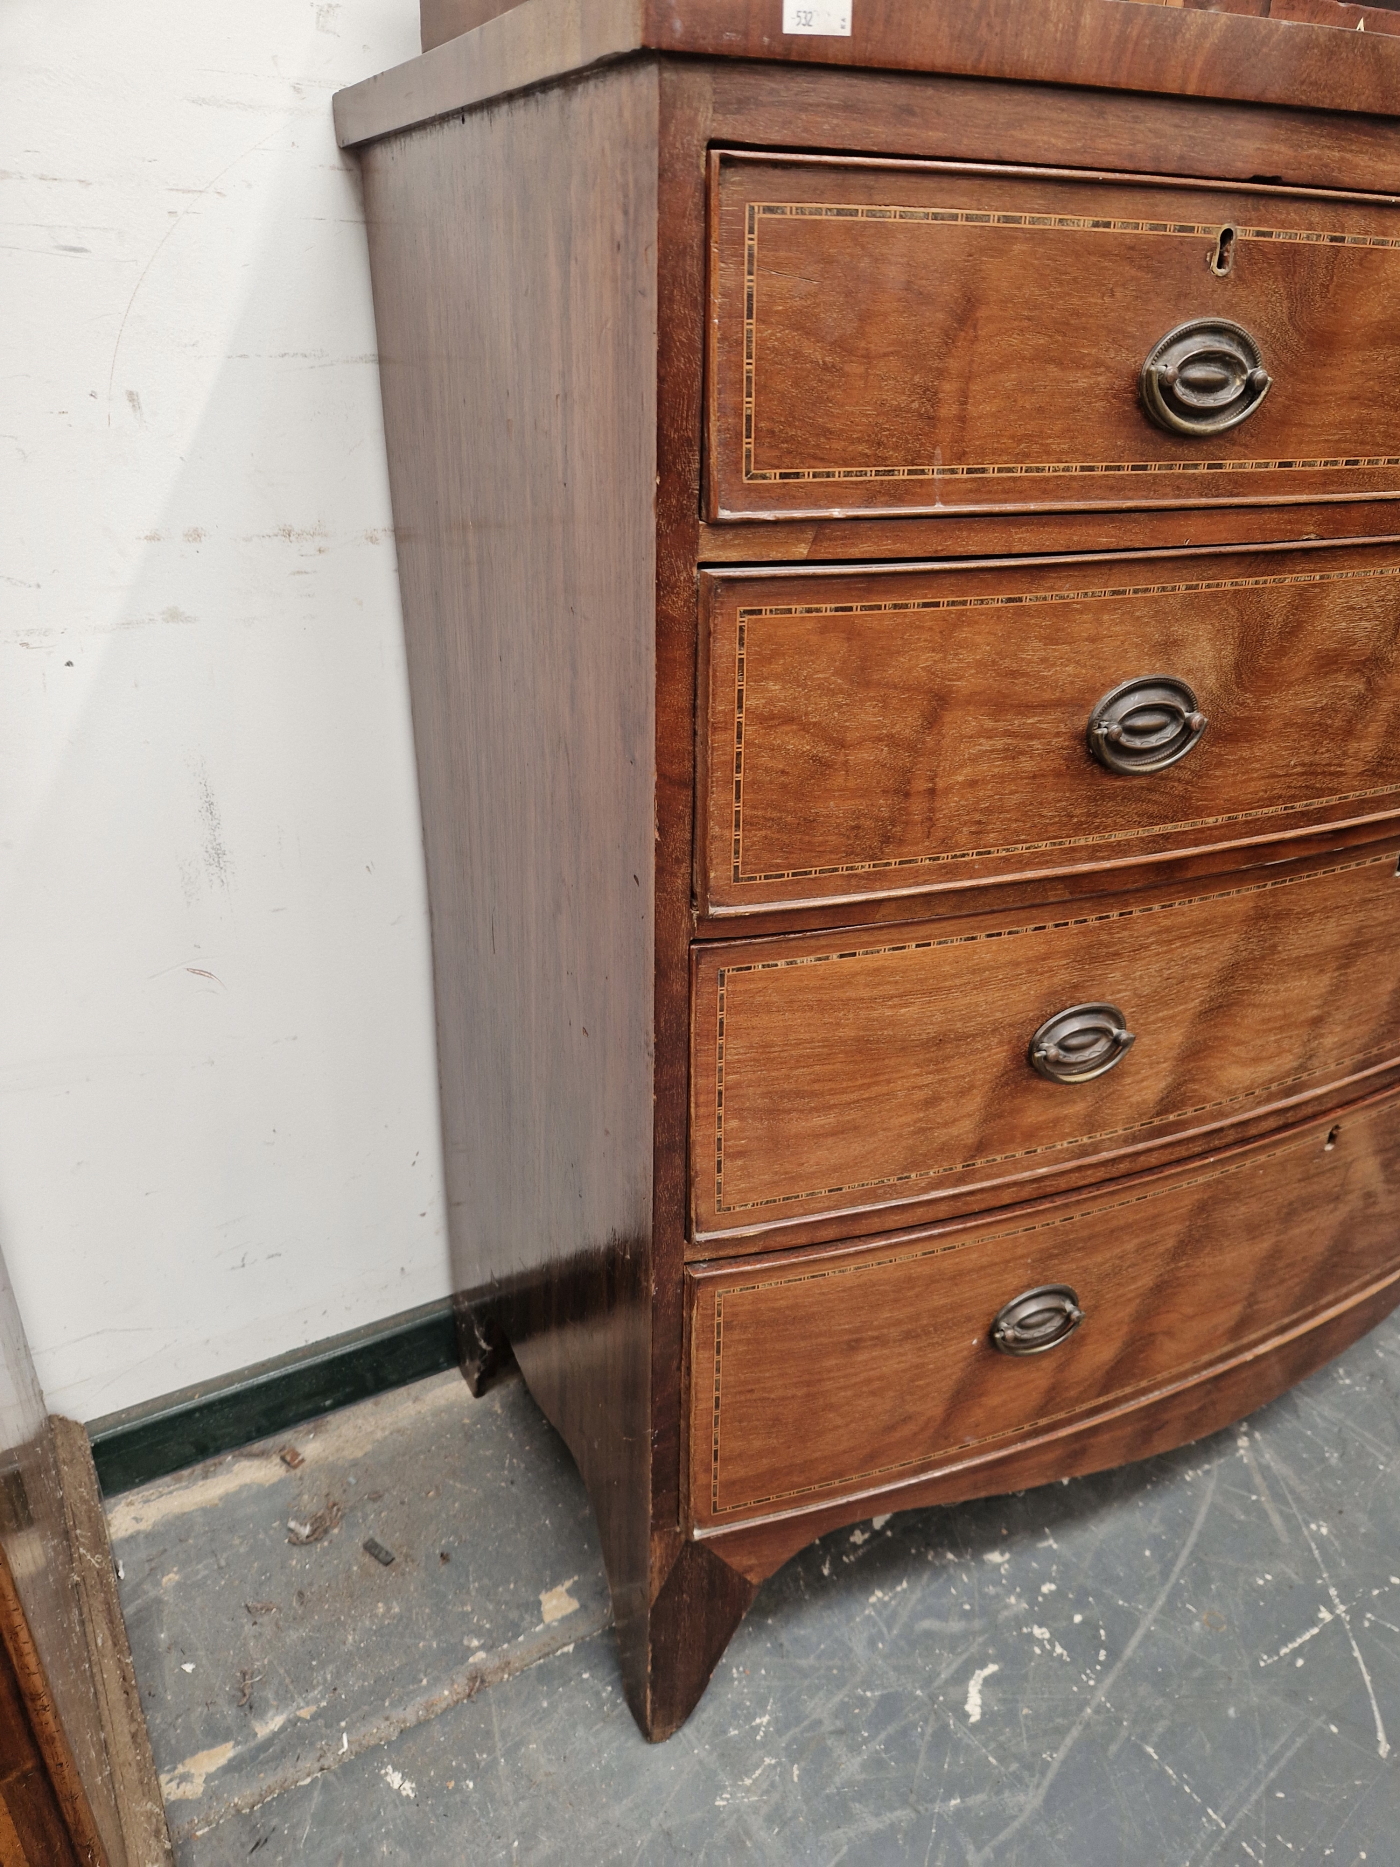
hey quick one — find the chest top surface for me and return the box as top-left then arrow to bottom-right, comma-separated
334,0 -> 1400,151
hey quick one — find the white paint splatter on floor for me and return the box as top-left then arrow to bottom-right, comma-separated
539,1579 -> 579,1624
965,1663 -> 1000,1724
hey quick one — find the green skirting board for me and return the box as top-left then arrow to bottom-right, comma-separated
87,1300 -> 459,1496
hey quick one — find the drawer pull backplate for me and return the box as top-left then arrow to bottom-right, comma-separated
1087,675 -> 1208,775
1030,1003 -> 1136,1083
992,1285 -> 1085,1357
1140,317 -> 1272,437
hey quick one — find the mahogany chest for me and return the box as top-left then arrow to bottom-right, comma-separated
336,0 -> 1400,1739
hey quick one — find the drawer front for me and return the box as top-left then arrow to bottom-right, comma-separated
700,544 -> 1400,914
690,844 -> 1400,1242
707,151 -> 1400,522
687,1090 -> 1400,1528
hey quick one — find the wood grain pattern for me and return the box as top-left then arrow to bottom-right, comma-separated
698,58 -> 1400,203
420,0 -> 519,54
0,1550 -> 84,1867
334,0 -> 647,151
340,4 -> 1400,1740
353,13 -> 1400,202
697,812 -> 1400,947
692,843 -> 1400,1244
0,1484 -> 112,1867
0,1245 -> 120,1864
637,1542 -> 758,1744
334,0 -> 1400,151
700,1222 -> 1400,1581
49,1426 -> 170,1867
645,0 -> 1400,109
688,1087 -> 1400,1526
709,152 -> 1400,522
643,64 -> 717,1598
0,1537 -> 110,1867
357,65 -> 662,1727
1140,0 -> 1400,32
700,541 -> 1400,913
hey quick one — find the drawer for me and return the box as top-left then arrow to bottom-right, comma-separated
699,542 -> 1400,915
690,842 -> 1400,1244
686,1088 -> 1400,1530
706,150 -> 1400,522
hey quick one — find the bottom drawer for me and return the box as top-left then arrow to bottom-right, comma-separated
687,1089 -> 1400,1531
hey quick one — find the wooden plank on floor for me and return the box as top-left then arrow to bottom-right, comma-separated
50,1423 -> 172,1867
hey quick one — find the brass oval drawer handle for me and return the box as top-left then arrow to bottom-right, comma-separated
1087,675 -> 1208,776
992,1285 -> 1085,1357
1140,317 -> 1272,437
1029,1003 -> 1136,1084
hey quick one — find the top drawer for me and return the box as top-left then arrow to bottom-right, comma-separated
706,151 -> 1400,523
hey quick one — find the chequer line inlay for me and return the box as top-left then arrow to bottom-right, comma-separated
708,852 -> 1396,1218
725,565 -> 1400,886
740,200 -> 1400,485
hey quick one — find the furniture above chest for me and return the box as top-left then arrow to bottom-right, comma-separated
336,0 -> 1400,1739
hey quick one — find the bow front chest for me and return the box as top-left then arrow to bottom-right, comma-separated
336,0 -> 1400,1739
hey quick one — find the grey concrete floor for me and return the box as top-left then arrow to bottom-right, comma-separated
108,1315 -> 1400,1864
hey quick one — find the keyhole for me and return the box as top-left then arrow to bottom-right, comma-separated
1209,226 -> 1236,277
1325,1125 -> 1342,1152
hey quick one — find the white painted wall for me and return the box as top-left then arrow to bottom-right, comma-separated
0,0 -> 452,1421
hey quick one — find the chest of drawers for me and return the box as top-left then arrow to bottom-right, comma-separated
335,0 -> 1400,1740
